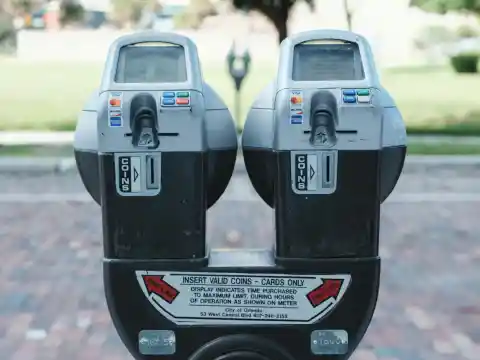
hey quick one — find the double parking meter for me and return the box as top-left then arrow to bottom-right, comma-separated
74,30 -> 406,360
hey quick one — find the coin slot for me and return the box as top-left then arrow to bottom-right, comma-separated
325,155 -> 331,184
322,152 -> 336,189
146,155 -> 160,190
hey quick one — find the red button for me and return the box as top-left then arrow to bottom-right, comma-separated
291,96 -> 302,104
176,98 -> 190,105
110,99 -> 121,106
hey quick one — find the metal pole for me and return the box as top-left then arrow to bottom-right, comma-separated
235,89 -> 242,132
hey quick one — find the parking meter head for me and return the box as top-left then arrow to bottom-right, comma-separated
226,44 -> 251,91
74,32 -> 237,260
242,30 -> 406,258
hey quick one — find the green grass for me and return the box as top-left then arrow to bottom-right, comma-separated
0,144 -> 73,156
407,143 -> 480,155
0,59 -> 480,135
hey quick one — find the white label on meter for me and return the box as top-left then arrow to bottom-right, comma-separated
136,271 -> 352,325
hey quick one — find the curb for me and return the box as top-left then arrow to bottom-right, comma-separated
0,132 -> 74,145
0,157 -> 76,173
0,155 -> 479,174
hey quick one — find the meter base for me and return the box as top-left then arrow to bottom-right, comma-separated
274,150 -> 381,259
99,152 -> 207,260
104,256 -> 380,360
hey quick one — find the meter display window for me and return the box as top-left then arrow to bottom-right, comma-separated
292,41 -> 365,81
115,42 -> 188,83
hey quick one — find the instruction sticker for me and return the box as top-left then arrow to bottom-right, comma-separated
136,271 -> 351,325
290,90 -> 304,124
108,91 -> 123,108
109,109 -> 123,127
108,92 -> 123,127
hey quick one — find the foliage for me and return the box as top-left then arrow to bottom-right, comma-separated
456,24 -> 479,38
410,0 -> 480,14
60,0 -> 85,25
0,9 -> 16,54
189,0 -> 217,18
231,0 -> 315,44
175,0 -> 217,29
414,25 -> 456,49
2,0 -> 39,15
110,0 -> 158,25
450,53 -> 479,73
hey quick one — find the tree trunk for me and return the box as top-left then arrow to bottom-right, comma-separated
275,18 -> 288,44
343,0 -> 352,31
273,8 -> 289,44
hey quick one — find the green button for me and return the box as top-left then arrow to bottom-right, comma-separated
176,92 -> 190,98
356,89 -> 370,96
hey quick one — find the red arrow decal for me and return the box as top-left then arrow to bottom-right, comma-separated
143,275 -> 179,304
307,279 -> 343,308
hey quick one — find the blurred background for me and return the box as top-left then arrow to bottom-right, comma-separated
0,0 -> 480,360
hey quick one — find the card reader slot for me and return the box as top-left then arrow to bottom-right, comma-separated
336,130 -> 358,134
303,129 -> 357,134
124,132 -> 179,137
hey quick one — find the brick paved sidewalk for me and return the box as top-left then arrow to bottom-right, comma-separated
0,198 -> 479,360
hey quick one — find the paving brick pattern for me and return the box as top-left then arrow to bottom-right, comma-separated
0,169 -> 479,360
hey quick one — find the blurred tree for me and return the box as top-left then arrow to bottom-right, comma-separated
0,2 -> 16,54
412,1 -> 480,74
231,0 -> 315,44
60,0 -> 85,25
175,0 -> 216,30
410,0 -> 480,14
1,0 -> 38,15
111,0 -> 158,26
190,0 -> 216,18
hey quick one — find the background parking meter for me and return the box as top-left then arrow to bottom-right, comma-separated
227,43 -> 251,91
227,43 -> 251,130
241,29 -> 407,357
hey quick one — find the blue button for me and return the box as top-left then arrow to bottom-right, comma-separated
343,96 -> 356,103
162,92 -> 175,98
342,89 -> 356,96
162,99 -> 175,106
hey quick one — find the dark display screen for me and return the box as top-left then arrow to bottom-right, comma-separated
115,43 -> 188,83
292,42 -> 364,81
